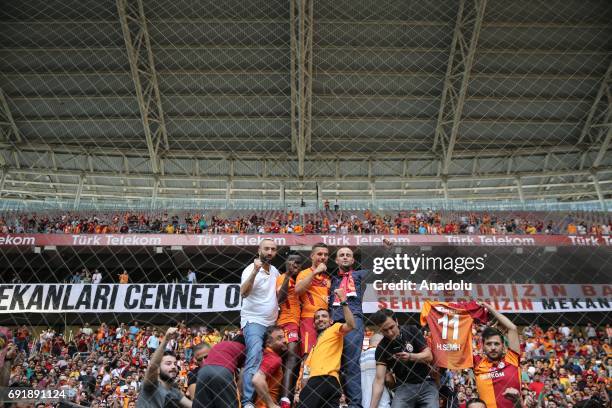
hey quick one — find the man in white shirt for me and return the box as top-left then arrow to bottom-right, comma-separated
187,270 -> 196,283
239,238 -> 280,408
361,334 -> 391,408
92,269 -> 102,284
559,323 -> 571,338
80,323 -> 93,336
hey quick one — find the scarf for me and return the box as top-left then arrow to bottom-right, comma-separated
332,269 -> 357,306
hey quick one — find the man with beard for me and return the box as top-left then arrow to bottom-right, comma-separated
240,238 -> 280,408
473,303 -> 521,408
186,342 -> 211,399
298,288 -> 356,408
137,327 -> 192,407
295,243 -> 331,357
253,326 -> 289,408
276,253 -> 303,407
329,247 -> 367,408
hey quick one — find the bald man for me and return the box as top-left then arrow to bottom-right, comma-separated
240,238 -> 280,408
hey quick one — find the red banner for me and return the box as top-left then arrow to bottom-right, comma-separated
0,233 -> 610,247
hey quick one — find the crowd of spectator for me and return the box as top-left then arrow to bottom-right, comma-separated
3,321 -> 610,407
0,210 -> 609,236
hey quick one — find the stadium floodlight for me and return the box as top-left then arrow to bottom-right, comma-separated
514,247 -> 523,254
34,246 -> 41,254
544,246 -> 558,253
155,247 -> 163,254
43,245 -> 57,251
420,246 -> 432,251
171,246 -> 183,251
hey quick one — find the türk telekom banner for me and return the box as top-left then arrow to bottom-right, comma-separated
0,283 -> 608,314
0,233 -> 611,247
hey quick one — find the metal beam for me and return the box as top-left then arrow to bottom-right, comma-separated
4,177 -> 609,195
515,176 -> 525,207
117,0 -> 169,175
577,61 -> 612,146
280,181 -> 286,208
591,172 -> 607,211
73,173 -> 85,209
434,0 -> 487,175
593,84 -> 612,168
291,0 -> 314,177
0,142 -> 591,162
0,167 -> 7,197
3,186 -> 603,203
7,166 -> 612,184
0,88 -> 21,143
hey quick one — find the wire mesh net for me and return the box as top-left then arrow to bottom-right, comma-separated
0,0 -> 611,407
0,0 -> 610,206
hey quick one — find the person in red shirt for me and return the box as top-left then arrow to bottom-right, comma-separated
473,303 -> 522,408
253,326 -> 288,408
528,374 -> 545,398
193,335 -> 247,408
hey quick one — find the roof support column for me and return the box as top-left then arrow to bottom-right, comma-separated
370,181 -> 376,209
577,62 -> 612,146
0,167 -> 7,198
515,176 -> 525,208
117,0 -> 169,175
280,181 -> 286,208
442,178 -> 449,207
0,89 -> 21,143
591,172 -> 607,211
226,179 -> 232,208
74,173 -> 85,209
433,0 -> 487,175
290,0 -> 313,177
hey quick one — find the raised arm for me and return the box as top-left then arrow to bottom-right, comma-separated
480,302 -> 520,353
277,273 -> 291,305
240,259 -> 262,298
143,327 -> 177,386
0,344 -> 17,386
335,288 -> 356,333
295,263 -> 326,295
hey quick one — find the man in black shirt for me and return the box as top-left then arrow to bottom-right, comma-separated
369,309 -> 437,408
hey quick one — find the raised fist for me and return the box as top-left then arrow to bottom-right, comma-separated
334,288 -> 347,302
254,258 -> 263,271
315,263 -> 327,274
165,327 -> 178,339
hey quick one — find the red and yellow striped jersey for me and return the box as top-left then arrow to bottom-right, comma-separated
296,268 -> 330,319
474,349 -> 521,408
276,274 -> 300,326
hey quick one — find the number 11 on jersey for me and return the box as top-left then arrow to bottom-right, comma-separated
437,314 -> 460,340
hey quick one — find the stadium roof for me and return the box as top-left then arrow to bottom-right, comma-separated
0,0 -> 611,209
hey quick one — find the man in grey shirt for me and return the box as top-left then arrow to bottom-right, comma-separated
137,327 -> 192,408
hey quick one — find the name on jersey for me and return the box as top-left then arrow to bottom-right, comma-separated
479,371 -> 505,380
436,343 -> 461,351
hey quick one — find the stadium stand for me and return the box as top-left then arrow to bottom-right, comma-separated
1,322 -> 609,407
0,0 -> 610,406
0,210 -> 610,235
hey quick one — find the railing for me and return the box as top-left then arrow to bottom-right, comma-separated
0,197 -> 610,213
